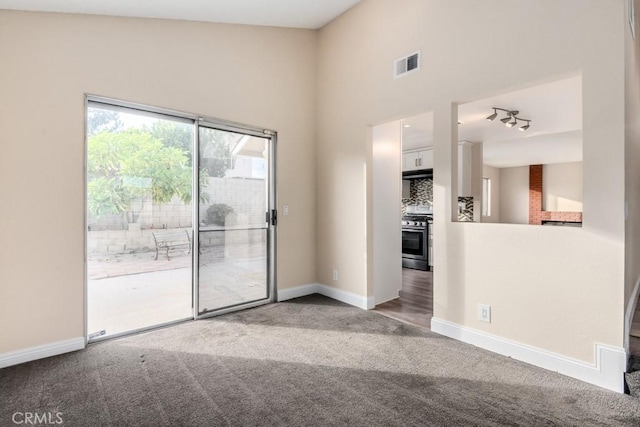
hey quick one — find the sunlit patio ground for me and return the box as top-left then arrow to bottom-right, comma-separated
88,243 -> 267,338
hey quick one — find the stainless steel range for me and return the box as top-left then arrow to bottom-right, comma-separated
402,214 -> 433,271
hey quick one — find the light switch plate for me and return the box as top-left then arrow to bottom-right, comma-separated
283,205 -> 289,216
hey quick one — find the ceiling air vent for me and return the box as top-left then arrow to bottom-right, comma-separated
394,51 -> 420,79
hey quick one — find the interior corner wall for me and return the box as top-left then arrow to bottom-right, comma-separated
543,162 -> 583,212
625,0 -> 640,326
0,11 -> 318,354
498,166 -> 529,224
317,0 -> 626,364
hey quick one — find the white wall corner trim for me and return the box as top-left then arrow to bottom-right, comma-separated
431,317 -> 626,393
277,283 -> 375,309
0,337 -> 85,369
624,275 -> 640,352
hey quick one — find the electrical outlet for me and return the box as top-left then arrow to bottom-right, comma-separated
478,304 -> 491,323
333,269 -> 339,281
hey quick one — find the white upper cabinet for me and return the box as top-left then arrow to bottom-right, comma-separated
403,148 -> 433,171
403,151 -> 420,171
458,142 -> 472,197
421,149 -> 434,169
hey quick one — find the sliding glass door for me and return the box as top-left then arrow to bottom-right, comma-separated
86,97 -> 276,341
195,125 -> 275,316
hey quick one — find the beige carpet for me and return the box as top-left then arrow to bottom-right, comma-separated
2,295 -> 640,426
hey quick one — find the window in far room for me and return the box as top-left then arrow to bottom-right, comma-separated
482,177 -> 491,217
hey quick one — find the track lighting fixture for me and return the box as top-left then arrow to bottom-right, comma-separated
487,107 -> 531,131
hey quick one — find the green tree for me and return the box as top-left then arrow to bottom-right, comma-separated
87,108 -> 123,136
147,120 -> 193,155
147,121 -> 236,177
200,129 -> 236,178
87,129 -> 208,220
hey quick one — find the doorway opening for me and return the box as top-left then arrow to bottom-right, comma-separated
370,113 -> 434,330
86,97 -> 276,341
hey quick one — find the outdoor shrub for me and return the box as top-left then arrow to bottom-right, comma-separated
206,204 -> 234,225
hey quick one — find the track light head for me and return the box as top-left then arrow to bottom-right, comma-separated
505,120 -> 517,128
486,109 -> 498,121
519,122 -> 530,131
500,115 -> 511,124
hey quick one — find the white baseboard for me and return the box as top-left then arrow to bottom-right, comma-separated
431,317 -> 626,393
0,337 -> 85,369
277,283 -> 319,302
624,275 -> 640,352
316,284 -> 375,310
277,283 -> 374,309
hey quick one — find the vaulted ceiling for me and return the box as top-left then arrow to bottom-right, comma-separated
0,0 -> 361,29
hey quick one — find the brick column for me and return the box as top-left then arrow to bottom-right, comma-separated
529,165 -> 543,225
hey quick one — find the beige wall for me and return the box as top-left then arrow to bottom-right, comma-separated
498,166 -> 529,225
318,0 -> 625,362
0,1 -> 631,367
543,162 -> 583,212
482,165 -> 500,223
625,0 -> 640,324
0,11 -> 317,353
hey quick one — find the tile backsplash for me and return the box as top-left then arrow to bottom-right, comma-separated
458,197 -> 474,222
402,177 -> 474,221
402,178 -> 432,215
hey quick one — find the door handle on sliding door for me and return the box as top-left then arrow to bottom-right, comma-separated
266,210 -> 277,226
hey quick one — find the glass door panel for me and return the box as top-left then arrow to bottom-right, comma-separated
197,127 -> 272,315
86,101 -> 194,340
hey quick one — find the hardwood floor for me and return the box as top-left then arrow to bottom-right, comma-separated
373,268 -> 433,331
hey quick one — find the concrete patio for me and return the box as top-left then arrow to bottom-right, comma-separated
88,241 -> 267,338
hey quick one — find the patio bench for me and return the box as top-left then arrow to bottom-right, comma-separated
152,230 -> 192,260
